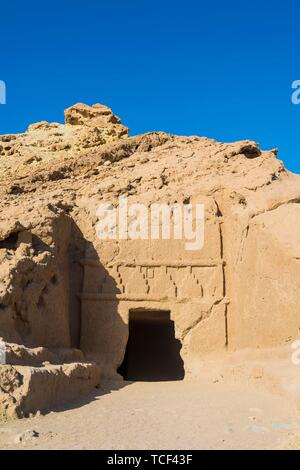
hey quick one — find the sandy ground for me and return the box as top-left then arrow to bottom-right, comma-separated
0,380 -> 299,450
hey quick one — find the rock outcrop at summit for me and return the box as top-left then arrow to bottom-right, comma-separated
0,102 -> 299,416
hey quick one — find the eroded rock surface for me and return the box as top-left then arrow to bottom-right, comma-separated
0,102 -> 299,415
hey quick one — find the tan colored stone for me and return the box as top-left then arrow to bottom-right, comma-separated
0,102 -> 299,416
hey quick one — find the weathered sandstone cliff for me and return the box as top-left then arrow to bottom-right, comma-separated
0,103 -> 299,416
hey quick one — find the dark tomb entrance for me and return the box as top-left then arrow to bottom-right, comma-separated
118,309 -> 185,381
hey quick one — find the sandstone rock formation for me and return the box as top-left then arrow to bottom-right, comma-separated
0,102 -> 299,416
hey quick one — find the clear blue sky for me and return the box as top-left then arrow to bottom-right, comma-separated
1,0 -> 300,172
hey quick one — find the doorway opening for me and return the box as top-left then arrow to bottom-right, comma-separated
118,309 -> 185,381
